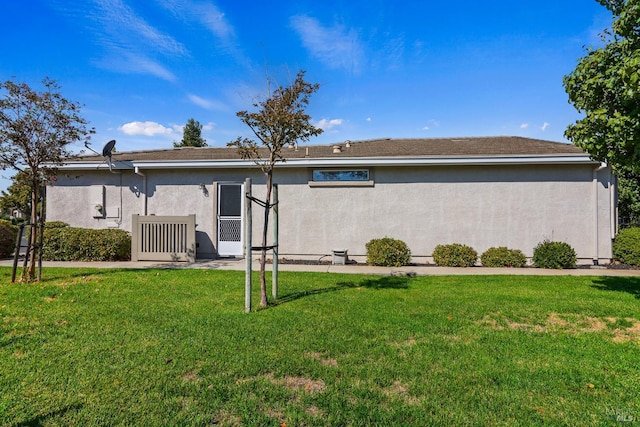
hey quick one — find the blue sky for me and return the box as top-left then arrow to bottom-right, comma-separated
1,0 -> 612,192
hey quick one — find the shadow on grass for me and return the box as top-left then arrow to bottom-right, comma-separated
272,275 -> 411,307
591,276 -> 640,299
12,403 -> 83,427
0,267 -> 155,285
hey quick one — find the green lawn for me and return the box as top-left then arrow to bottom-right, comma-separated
1,268 -> 639,426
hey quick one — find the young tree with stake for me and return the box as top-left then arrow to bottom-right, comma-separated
0,78 -> 93,281
229,71 -> 323,307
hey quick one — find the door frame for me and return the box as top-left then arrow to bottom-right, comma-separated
216,182 -> 244,257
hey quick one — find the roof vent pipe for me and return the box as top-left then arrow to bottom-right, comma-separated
345,140 -> 351,148
332,145 -> 341,154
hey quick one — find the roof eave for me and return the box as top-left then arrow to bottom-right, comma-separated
55,154 -> 599,171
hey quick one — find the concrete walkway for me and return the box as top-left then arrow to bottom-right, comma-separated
2,258 -> 640,276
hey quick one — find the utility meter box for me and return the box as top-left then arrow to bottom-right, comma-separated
332,249 -> 348,265
90,185 -> 105,218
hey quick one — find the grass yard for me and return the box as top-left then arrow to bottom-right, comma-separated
1,267 -> 639,426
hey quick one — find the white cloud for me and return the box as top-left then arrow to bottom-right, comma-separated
412,40 -> 427,64
52,1 -> 187,80
366,117 -> 372,122
541,122 -> 550,131
520,123 -> 529,129
290,15 -> 364,74
94,0 -> 187,56
316,118 -> 343,131
157,0 -> 234,40
119,121 -> 176,136
380,35 -> 405,70
187,94 -> 228,111
93,51 -> 177,82
155,0 -> 244,61
131,58 -> 176,81
198,4 -> 234,40
202,122 -> 215,131
120,50 -> 177,81
422,119 -> 440,131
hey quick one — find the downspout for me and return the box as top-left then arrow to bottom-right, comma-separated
610,174 -> 617,240
592,162 -> 607,265
134,166 -> 148,216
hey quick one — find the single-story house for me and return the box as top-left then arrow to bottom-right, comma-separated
47,136 -> 616,265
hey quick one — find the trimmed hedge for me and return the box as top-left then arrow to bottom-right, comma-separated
43,226 -> 131,261
613,227 -> 640,266
532,240 -> 576,269
0,219 -> 18,259
366,237 -> 411,267
1,215 -> 25,225
45,221 -> 70,229
481,246 -> 527,268
433,243 -> 478,267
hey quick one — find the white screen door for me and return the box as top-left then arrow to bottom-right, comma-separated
217,183 -> 244,256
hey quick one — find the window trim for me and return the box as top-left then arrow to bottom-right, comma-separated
312,169 -> 369,181
308,168 -> 374,187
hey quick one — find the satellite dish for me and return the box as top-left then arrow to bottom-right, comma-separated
102,140 -> 116,158
83,140 -> 118,172
101,140 -> 116,172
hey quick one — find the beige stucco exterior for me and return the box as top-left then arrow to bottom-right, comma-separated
47,160 -> 615,264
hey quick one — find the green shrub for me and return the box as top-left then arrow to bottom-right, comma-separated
532,240 -> 577,269
0,219 -> 18,259
366,237 -> 411,267
45,221 -> 69,229
43,227 -> 131,261
481,246 -> 527,268
1,215 -> 25,225
432,243 -> 478,267
613,227 -> 640,266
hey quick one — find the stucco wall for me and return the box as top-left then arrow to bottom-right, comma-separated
272,165 -> 614,263
46,163 -> 615,263
48,168 -> 266,259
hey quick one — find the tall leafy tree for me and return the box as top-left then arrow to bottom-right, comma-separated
0,78 -> 93,281
229,70 -> 323,307
0,171 -> 32,218
617,168 -> 640,224
174,118 -> 208,147
563,0 -> 640,169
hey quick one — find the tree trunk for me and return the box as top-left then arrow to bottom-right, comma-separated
259,171 -> 272,307
23,183 -> 38,281
37,187 -> 46,282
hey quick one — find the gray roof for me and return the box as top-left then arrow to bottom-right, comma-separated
70,136 -> 587,163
